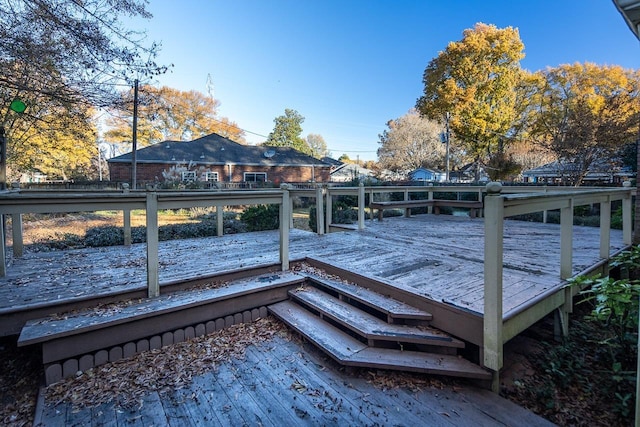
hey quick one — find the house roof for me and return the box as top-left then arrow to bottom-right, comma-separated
522,160 -> 633,177
108,133 -> 330,167
320,157 -> 343,166
330,163 -> 374,177
614,0 -> 640,39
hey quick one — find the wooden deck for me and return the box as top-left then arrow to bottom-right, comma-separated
34,332 -> 554,426
0,214 -> 624,328
3,213 -> 622,425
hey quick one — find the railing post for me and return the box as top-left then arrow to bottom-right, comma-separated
403,188 -> 410,217
560,199 -> 573,280
483,182 -> 504,393
358,183 -> 365,230
0,216 -> 5,277
122,184 -> 131,246
369,188 -> 375,221
315,184 -> 324,235
123,210 -> 132,246
325,188 -> 332,233
146,192 -> 160,298
428,184 -> 433,214
11,213 -> 23,257
289,194 -> 294,229
600,195 -> 611,259
216,205 -> 224,237
622,181 -> 632,245
279,184 -> 290,271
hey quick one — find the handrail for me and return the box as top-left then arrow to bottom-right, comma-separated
0,187 -> 293,297
482,181 -> 634,392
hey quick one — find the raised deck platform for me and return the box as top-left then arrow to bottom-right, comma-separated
3,213 -> 620,425
1,215 -> 625,339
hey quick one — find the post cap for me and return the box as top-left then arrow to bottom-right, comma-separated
485,181 -> 503,194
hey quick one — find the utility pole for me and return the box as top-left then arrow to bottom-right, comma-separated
131,79 -> 139,189
445,112 -> 450,182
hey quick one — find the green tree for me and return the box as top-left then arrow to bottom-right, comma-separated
265,109 -> 310,154
0,0 -> 166,179
528,63 -> 640,186
104,86 -> 245,148
377,109 -> 446,173
306,133 -> 329,159
416,23 -> 528,180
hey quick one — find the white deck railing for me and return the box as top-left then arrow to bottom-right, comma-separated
482,181 -> 633,391
0,187 -> 292,298
0,182 -> 634,391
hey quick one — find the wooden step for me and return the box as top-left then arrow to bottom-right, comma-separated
268,300 -> 490,380
268,300 -> 367,361
305,275 -> 432,323
19,272 -> 305,367
290,287 -> 462,348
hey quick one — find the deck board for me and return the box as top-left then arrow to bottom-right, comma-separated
1,215 -> 625,323
34,331 -> 555,426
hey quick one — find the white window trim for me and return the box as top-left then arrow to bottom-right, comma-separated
206,172 -> 219,182
243,172 -> 267,182
182,171 -> 196,182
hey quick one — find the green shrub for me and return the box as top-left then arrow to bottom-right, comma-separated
85,226 -> 125,246
240,204 -> 279,232
309,200 -> 359,232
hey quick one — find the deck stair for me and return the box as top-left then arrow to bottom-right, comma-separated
269,276 -> 491,381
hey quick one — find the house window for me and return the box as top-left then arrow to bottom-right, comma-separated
206,172 -> 218,182
244,172 -> 267,182
182,171 -> 196,182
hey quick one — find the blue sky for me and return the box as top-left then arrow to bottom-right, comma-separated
138,1 -> 640,161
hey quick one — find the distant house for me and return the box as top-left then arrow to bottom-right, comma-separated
108,133 -> 331,186
522,160 -> 634,185
409,168 -> 446,183
330,163 -> 376,183
449,163 -> 490,183
320,157 -> 343,167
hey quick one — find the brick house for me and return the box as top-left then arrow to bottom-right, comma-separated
108,133 -> 332,186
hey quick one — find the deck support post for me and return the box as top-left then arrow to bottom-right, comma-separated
325,188 -> 333,233
427,185 -> 433,214
146,192 -> 160,298
11,213 -> 22,257
560,200 -> 573,280
622,181 -> 632,245
483,182 -> 504,393
280,185 -> 290,271
358,183 -> 365,230
600,196 -> 611,259
216,205 -> 224,237
554,285 -> 573,340
315,185 -> 324,235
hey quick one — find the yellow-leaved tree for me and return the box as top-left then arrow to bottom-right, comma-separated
528,62 -> 640,185
416,23 -> 529,181
8,102 -> 97,182
104,86 -> 245,151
